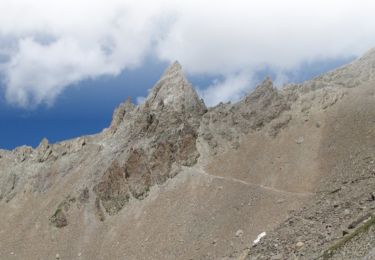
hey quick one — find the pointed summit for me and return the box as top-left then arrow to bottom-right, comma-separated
252,77 -> 275,96
144,61 -> 206,114
164,60 -> 182,74
256,77 -> 273,91
157,60 -> 184,84
244,77 -> 277,104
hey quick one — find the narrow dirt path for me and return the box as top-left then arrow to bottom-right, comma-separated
196,168 -> 314,197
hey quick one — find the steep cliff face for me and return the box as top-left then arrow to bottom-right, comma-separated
0,51 -> 374,259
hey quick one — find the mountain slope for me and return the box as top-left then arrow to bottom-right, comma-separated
0,51 -> 375,259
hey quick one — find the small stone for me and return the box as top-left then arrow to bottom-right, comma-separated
56,253 -> 60,259
370,192 -> 375,201
235,229 -> 244,237
78,252 -> 82,257
296,241 -> 304,248
296,137 -> 304,144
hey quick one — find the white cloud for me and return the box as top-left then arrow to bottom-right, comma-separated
198,73 -> 254,107
156,0 -> 375,74
1,0 -> 375,107
0,0 -> 173,107
4,37 -> 120,107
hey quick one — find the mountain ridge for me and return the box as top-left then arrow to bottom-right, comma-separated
0,50 -> 374,259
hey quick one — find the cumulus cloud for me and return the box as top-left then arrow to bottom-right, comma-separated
198,73 -> 254,107
1,0 -> 375,107
4,37 -> 121,106
0,0 -> 172,107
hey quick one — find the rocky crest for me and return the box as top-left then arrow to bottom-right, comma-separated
199,77 -> 292,154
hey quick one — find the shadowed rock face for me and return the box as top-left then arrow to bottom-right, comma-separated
49,208 -> 68,228
93,122 -> 201,216
93,161 -> 130,215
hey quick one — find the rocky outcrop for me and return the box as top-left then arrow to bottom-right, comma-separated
93,161 -> 130,215
35,138 -> 55,162
13,146 -> 33,162
199,77 -> 291,154
109,97 -> 134,133
49,196 -> 77,228
0,173 -> 18,202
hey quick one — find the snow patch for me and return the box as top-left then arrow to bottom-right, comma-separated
253,231 -> 266,245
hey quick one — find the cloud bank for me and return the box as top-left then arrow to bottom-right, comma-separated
1,0 -> 375,107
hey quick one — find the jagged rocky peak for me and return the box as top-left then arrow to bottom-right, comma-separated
110,96 -> 135,132
37,138 -> 50,151
254,76 -> 274,92
35,138 -> 54,162
245,76 -> 277,103
144,61 -> 206,114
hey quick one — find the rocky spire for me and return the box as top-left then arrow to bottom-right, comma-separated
109,97 -> 134,133
144,61 -> 206,115
245,77 -> 276,103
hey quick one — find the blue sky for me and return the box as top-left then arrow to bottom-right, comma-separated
0,55 -> 354,149
0,1 -> 374,149
0,58 -> 166,149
